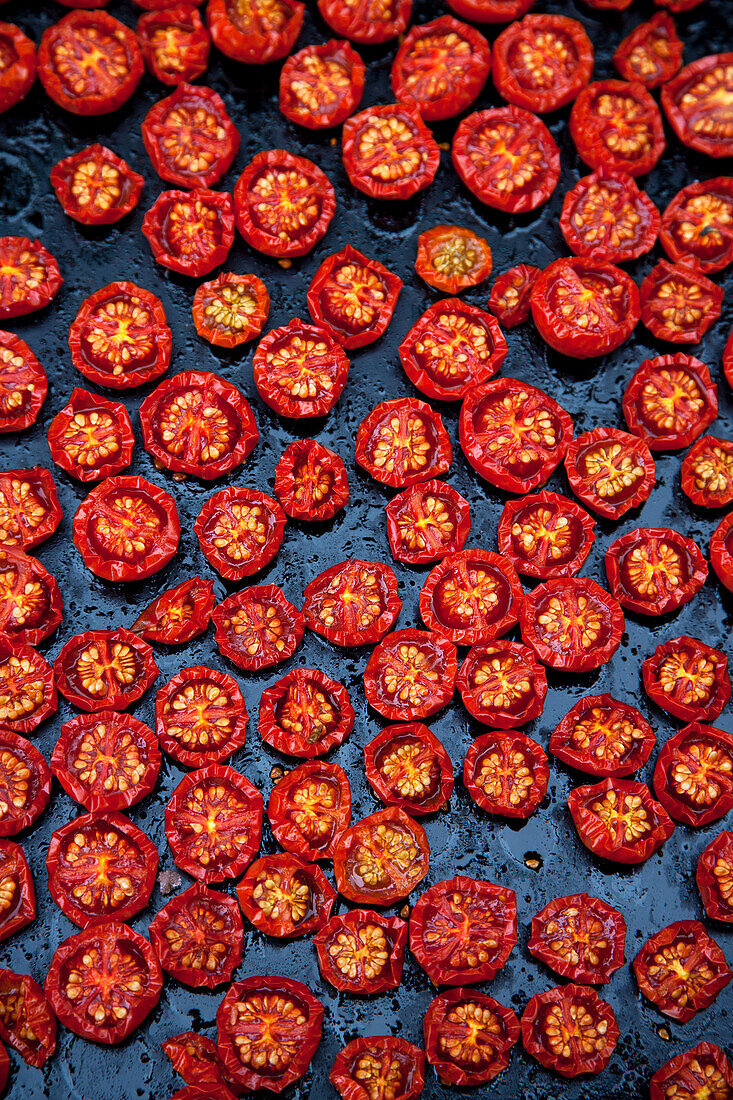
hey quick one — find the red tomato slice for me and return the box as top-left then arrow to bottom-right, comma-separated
391,16 -> 491,122
330,1037 -> 425,1100
38,10 -> 143,114
68,281 -> 171,389
446,0 -> 534,21
605,527 -> 707,617
660,179 -> 733,274
697,831 -> 733,923
317,0 -> 411,43
47,388 -> 134,482
463,729 -> 548,818
363,629 -> 457,722
274,439 -> 349,521
528,894 -> 626,985
559,169 -> 659,263
453,106 -> 559,213
492,14 -> 593,113
150,882 -> 243,988
165,764 -> 263,882
192,272 -> 269,348
0,331 -> 46,435
521,577 -> 624,673
342,102 -> 440,200
162,1032 -> 234,1093
570,79 -> 665,177
623,354 -> 718,450
568,777 -> 674,864
268,760 -> 351,860
0,639 -> 56,733
640,259 -> 723,343
212,584 -> 304,671
51,710 -> 160,811
613,13 -> 683,88
0,840 -> 34,944
155,665 -> 248,767
142,83 -> 238,189
253,319 -> 349,418
409,875 -> 516,984
314,909 -> 407,994
0,22 -> 35,114
650,1043 -> 733,1100
307,245 -> 402,349
498,490 -> 595,580
333,807 -> 429,904
356,397 -> 452,488
0,970 -> 56,1067
259,667 -> 354,758
142,188 -> 235,276
385,479 -> 471,565
234,150 -> 335,258
711,510 -> 733,594
50,143 -> 144,226
137,5 -> 210,85
634,920 -> 732,1022
457,640 -> 547,728
550,694 -> 655,778
399,299 -> 507,401
302,558 -> 401,646
642,635 -> 731,723
653,723 -> 733,826
0,731 -> 50,835
424,988 -> 519,1088
54,628 -> 158,712
0,237 -> 62,321
662,54 -> 733,158
131,577 -> 214,645
194,486 -> 285,581
488,264 -> 540,327
0,546 -> 62,645
236,852 -> 335,938
564,426 -> 655,519
279,39 -> 365,129
415,225 -> 492,294
419,548 -> 524,645
521,984 -> 619,1078
364,722 -> 454,814
207,0 -> 304,64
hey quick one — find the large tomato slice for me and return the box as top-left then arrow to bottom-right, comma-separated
279,40 -> 365,129
497,490 -> 595,580
391,16 -> 491,121
0,970 -> 56,1067
356,397 -> 452,487
463,730 -> 549,818
559,169 -> 659,263
268,760 -> 351,861
259,667 -> 354,757
650,1043 -> 733,1100
149,881 -> 243,988
50,143 -> 144,226
38,10 -> 143,114
531,256 -> 640,358
131,577 -> 215,645
696,831 -> 733,924
633,920 -> 732,1022
613,12 -> 683,88
419,548 -> 524,645
137,4 -> 210,85
0,731 -> 51,835
415,225 -> 492,294
212,584 -> 305,671
570,79 -> 665,176
520,577 -> 624,673
302,558 -> 401,646
385,479 -> 470,565
564,426 -> 655,519
274,439 -> 349,521
155,665 -> 248,768
333,807 -> 429,904
314,909 -> 407,994
642,635 -> 731,723
330,1037 -> 425,1100
398,299 -> 506,401
550,694 -> 655,778
492,14 -> 593,113
363,629 -> 457,721
54,628 -> 158,712
0,21 -> 35,114
207,0 -> 304,64
528,893 -> 626,985
653,723 -> 733,826
317,0 -> 411,44
424,988 -> 519,1088
567,777 -> 674,864
192,272 -> 269,348
711,511 -> 733,594
0,840 -> 34,944
253,319 -> 349,418
50,710 -> 160,811
0,639 -> 56,733
234,150 -> 335,258
307,245 -> 402,349
142,188 -> 235,276
194,486 -> 285,581
457,639 -> 547,727
342,102 -> 439,199
605,527 -> 707,616
142,82 -> 239,189
0,237 -> 62,321
364,722 -> 454,814
47,388 -> 134,482
640,260 -> 723,343
489,264 -> 540,327
623,354 -> 718,450
660,178 -> 733,273
521,984 -> 619,1078
0,546 -> 62,645
661,53 -> 733,158
0,331 -> 46,435
236,852 -> 335,938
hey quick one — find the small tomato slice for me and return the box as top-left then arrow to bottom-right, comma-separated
50,710 -> 160,811
415,225 -> 492,294
356,397 -> 453,487
162,1032 -> 234,1092
342,102 -> 439,200
236,852 -> 335,938
307,245 -> 402,349
662,54 -> 733,159
268,760 -> 351,861
317,0 -> 410,44
207,0 -> 304,64
0,237 -> 62,322
419,548 -> 524,645
333,807 -> 429,905
0,840 -> 34,944
521,984 -> 619,1078
643,635 -> 731,723
54,628 -> 158,712
0,639 -> 56,733
606,526 -> 708,616
274,439 -> 348,522
550,694 -> 655,778
194,487 -> 284,581
528,894 -> 626,985
0,331 -> 46,435
409,875 -> 516,984
259,667 -> 354,758
564,426 -> 655,520
424,988 -> 519,1088
660,178 -> 733,273
391,16 -> 491,122
137,4 -> 210,85
302,558 -> 401,646
279,39 -> 365,129
531,256 -> 640,358
492,14 -> 593,113
463,729 -> 549,818
0,546 -> 62,645
650,1043 -> 733,1100
0,731 -> 50,836
488,263 -> 540,327
399,299 -> 507,401
0,22 -> 35,114
192,272 -> 269,348
314,909 -> 406,994
330,1037 -> 425,1100
234,150 -> 335,258
385,479 -> 470,565
457,640 -> 547,728
0,971 -> 56,1067
68,281 -> 171,389
212,584 -> 304,671
697,831 -> 733,923
131,577 -> 214,645
560,169 -> 659,263
47,388 -> 134,482
568,777 -> 674,864
155,665 -> 248,767
623,354 -> 718,450
253,319 -> 349,418
364,722 -> 454,814
711,510 -> 733,593
364,629 -> 457,722
640,260 -> 723,343
570,79 -> 665,177
50,144 -> 144,226
633,920 -> 732,1022
498,491 -> 595,580
142,83 -> 239,189
149,882 -> 243,988
653,723 -> 733,826
142,188 -> 234,276
613,13 -> 683,88
38,10 -> 143,115
521,577 -> 624,673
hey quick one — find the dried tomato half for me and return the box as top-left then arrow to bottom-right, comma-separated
409,875 -> 517,985
464,730 -> 549,819
528,894 -> 626,985
68,281 -> 171,390
399,299 -> 507,402
446,0 -> 534,24
0,237 -> 62,321
521,984 -> 619,1078
54,628 -> 158,712
697,831 -> 733,923
623,354 -> 718,450
45,922 -> 162,1044
356,398 -> 452,488
564,426 -> 655,520
452,106 -> 560,213
568,777 -> 674,864
142,189 -> 234,277
660,179 -> 733,273
279,39 -> 365,129
0,730 -> 50,836
364,629 -> 457,722
259,667 -> 354,758
711,511 -> 733,594
38,10 -> 143,114
137,4 -> 210,85
391,16 -> 491,121
492,14 -> 593,113
314,908 -> 407,994
643,636 -> 731,723
364,722 -> 454,814
303,558 -> 401,646
0,546 -> 61,645
165,764 -> 263,882
488,264 -> 540,327
559,169 -> 659,264
317,0 -> 410,44
662,54 -> 733,158
650,1043 -> 733,1100
131,577 -> 214,645
0,22 -> 35,114
50,710 -> 160,811
424,988 -> 519,1088
253,319 -> 349,418
550,694 -> 655,778
207,0 -> 304,64
498,491 -> 595,580
0,971 -> 56,1067
307,245 -> 402,349
47,388 -> 134,482
0,840 -> 34,944
457,640 -> 547,728
46,811 -> 157,928
653,723 -> 733,826
419,549 -> 524,646
415,225 -> 492,295
641,260 -> 723,343
385,479 -> 470,565
236,852 -> 335,938
634,920 -> 732,1022
0,332 -> 45,435
216,976 -> 322,1094
274,439 -> 349,522
234,150 -> 335,258
212,584 -> 304,672
330,1037 -> 425,1100
606,527 -> 708,617
268,760 -> 351,861
192,272 -> 269,348
333,807 -> 429,904
142,83 -> 239,189
194,487 -> 284,581
50,144 -> 144,230
613,13 -> 683,89
162,1032 -> 234,1094
155,665 -> 248,768
342,103 -> 440,200
521,577 -> 624,674
570,79 -> 665,177
149,881 -> 243,988
0,640 -> 56,734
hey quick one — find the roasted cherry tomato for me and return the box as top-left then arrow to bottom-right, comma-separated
0,840 -> 34,944
559,170 -> 659,264
614,13 -> 683,89
68,281 -> 171,390
236,852 -> 335,938
711,510 -> 733,593
399,299 -> 506,402
521,578 -> 624,674
155,665 -> 248,768
356,398 -> 452,488
662,54 -> 733,159
212,584 -> 305,672
207,0 -> 304,64
279,39 -> 365,129
492,14 -> 593,113
333,807 -> 429,904
142,83 -> 238,190
47,388 -> 134,483
653,723 -> 733,826
46,810 -> 157,928
0,22 -> 35,114
452,107 -> 559,213
314,908 -> 406,994
446,0 -> 534,23
38,10 -> 143,114
150,881 -> 243,988
54,628 -> 158,712
605,527 -> 707,617
268,760 -> 351,861
0,731 -> 50,836
274,439 -> 349,522
307,245 -> 402,349
50,710 -> 160,812
0,237 -> 62,322
550,694 -> 655,778
45,922 -> 162,1044
634,920 -> 732,1022
364,722 -> 454,814
528,894 -> 626,985
641,260 -> 723,343
0,971 -> 56,1067
162,1032 -> 234,1093
131,577 -> 214,645
623,354 -> 718,450
0,546 -> 62,645
137,5 -> 210,85
498,491 -> 595,580
564,426 -> 655,520
415,225 -> 492,295
165,764 -> 262,882
643,636 -> 731,723
567,777 -> 674,864
216,976 -> 322,1094
330,1037 -> 425,1100
391,16 -> 491,122
424,988 -> 519,1088
0,331 -> 46,435
570,80 -> 665,177
463,730 -> 548,818
234,150 -> 335,258
259,667 -> 354,758
142,188 -> 234,276
419,548 -> 523,646
342,103 -> 439,200
409,875 -> 516,985
660,179 -> 733,273
194,486 -> 284,581
50,143 -> 144,228
457,640 -> 547,728
650,1043 -> 733,1100
697,830 -> 733,923
317,0 -> 410,44
521,984 -> 619,1078
385,479 -> 470,565
460,378 -> 573,493
363,629 -> 457,722
303,558 -> 401,647
253,319 -> 349,418
192,272 -> 269,348
489,264 -> 540,327
0,640 -> 56,734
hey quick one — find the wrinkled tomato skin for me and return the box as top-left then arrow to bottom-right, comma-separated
570,79 -> 665,177
274,439 -> 349,522
564,426 -> 656,520
391,16 -> 491,122
640,260 -> 723,344
662,53 -> 733,158
531,256 -> 640,358
398,299 -> 507,401
613,13 -> 683,89
423,988 -> 519,1088
212,584 -> 305,672
0,22 -> 35,114
162,1031 -> 235,1094
137,5 -> 210,86
642,635 -> 731,723
194,486 -> 285,581
307,245 -> 402,350
0,731 -> 51,836
193,272 -> 269,348
653,723 -> 733,827
0,237 -> 62,322
489,264 -> 540,327
155,665 -> 248,768
363,629 -> 458,722
131,577 -> 215,646
314,909 -> 407,994
446,0 -> 534,24
317,0 -> 411,44
342,103 -> 440,200
364,722 -> 454,815
236,852 -> 336,938
497,491 -> 595,580
559,169 -> 660,264
550,694 -> 655,778
521,984 -> 620,1078
711,511 -> 733,594
330,1036 -> 425,1100
50,144 -> 144,226
464,730 -> 549,819
660,178 -> 733,273
0,546 -> 62,645
356,398 -> 452,488
149,881 -> 243,989
0,639 -> 57,734
567,777 -> 675,864
142,83 -> 239,190
253,320 -> 349,419
649,1043 -> 733,1100
633,920 -> 732,1022
419,548 -> 524,646
528,893 -> 626,985
268,760 -> 351,861
623,354 -> 718,451
0,331 -> 46,434
280,40 -> 365,129
385,479 -> 471,565
0,841 -> 34,944
142,188 -> 235,277
38,10 -> 144,115
492,14 -> 593,114
333,806 -> 430,905
47,388 -> 134,482
258,667 -> 354,758
415,225 -> 492,295
234,150 -> 336,258
457,640 -> 547,728
207,0 -> 304,64
0,970 -> 56,1067
605,527 -> 707,617
696,831 -> 733,923
54,628 -> 158,713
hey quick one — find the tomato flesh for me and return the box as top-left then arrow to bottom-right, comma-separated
314,908 -> 407,994
605,527 -> 707,617
521,984 -> 619,1078
137,4 -> 210,85
192,272 -> 269,348
279,40 -> 365,129
0,546 -> 62,645
253,319 -> 349,418
567,777 -> 674,864
696,831 -> 733,923
149,882 -> 243,988
50,144 -> 144,225
0,731 -> 51,835
317,0 -> 411,46
398,299 -> 507,401
640,260 -> 723,344
498,490 -> 595,580
653,723 -> 733,826
492,14 -> 593,113
415,225 -> 492,294
47,388 -> 134,482
550,694 -> 655,778
258,667 -> 354,758
457,640 -> 547,727
0,840 -> 34,944
51,711 -> 160,812
207,0 -> 304,64
0,639 -> 56,734
236,852 -> 336,938
385,479 -> 470,565
342,103 -> 440,200
633,920 -> 732,1022
559,169 -> 659,264
356,398 -> 452,488
363,629 -> 458,722
142,82 -> 239,189
38,10 -> 143,115
0,21 -> 35,115
650,1043 -> 733,1100
234,150 -> 336,258
623,354 -> 718,450
364,722 -> 454,814
488,264 -> 540,327
333,807 -> 430,905
194,486 -> 285,581
0,970 -> 56,1067
528,893 -> 626,984
131,577 -> 215,645
0,237 -> 62,321
570,79 -> 665,177
330,1036 -> 425,1100
419,548 -> 524,646
662,53 -> 733,159
155,665 -> 248,768
212,584 -> 305,672
307,245 -> 402,349
464,730 -> 549,819
142,188 -> 235,276
391,16 -> 491,122
268,760 -> 351,861
54,628 -> 158,712
302,558 -> 401,646
274,439 -> 349,521
423,988 -> 519,1088
613,13 -> 683,88
643,636 -> 731,723
564,426 -> 655,519
660,178 -> 733,273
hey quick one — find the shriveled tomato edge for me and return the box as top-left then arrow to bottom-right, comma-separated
633,919 -> 732,1022
567,777 -> 674,864
47,387 -> 134,483
155,664 -> 248,767
0,638 -> 57,733
711,510 -> 733,594
253,318 -> 350,418
0,546 -> 63,645
279,40 -> 365,129
653,723 -> 733,826
53,628 -> 158,713
137,4 -> 210,86
640,260 -> 724,343
50,144 -> 144,225
0,237 -> 63,321
456,641 -> 547,728
259,667 -> 354,758
660,178 -> 733,273
330,1036 -> 425,1100
317,0 -> 410,45
355,397 -> 452,488
520,578 -> 624,674
131,577 -> 215,645
234,149 -> 336,258
142,83 -> 239,189
0,971 -> 56,1067
302,558 -> 402,646
419,548 -> 524,646
613,13 -> 683,89
192,272 -> 270,348
193,486 -> 285,581
661,53 -> 733,158
0,730 -> 51,836
391,16 -> 491,122
642,635 -> 731,722
314,908 -> 407,993
559,169 -> 660,263
208,0 -> 304,63
492,14 -> 593,114
569,79 -> 666,177
623,354 -> 718,450
549,693 -> 656,778
423,987 -> 520,1087
0,840 -> 34,944
0,22 -> 36,115
564,426 -> 656,519
605,527 -> 708,616
236,852 -> 336,937
212,584 -> 305,671
363,629 -> 457,722
364,722 -> 454,814
385,478 -> 471,565
307,245 -> 402,349
520,983 -> 620,1077
274,439 -> 349,521
497,490 -> 596,580
681,436 -> 733,508
0,331 -> 46,433
696,832 -> 733,923
268,760 -> 351,861
527,892 -> 626,984
650,1042 -> 733,1100
343,103 -> 440,200
149,881 -> 244,989
463,730 -> 549,819
333,806 -> 430,905
446,0 -> 533,24
142,188 -> 235,277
